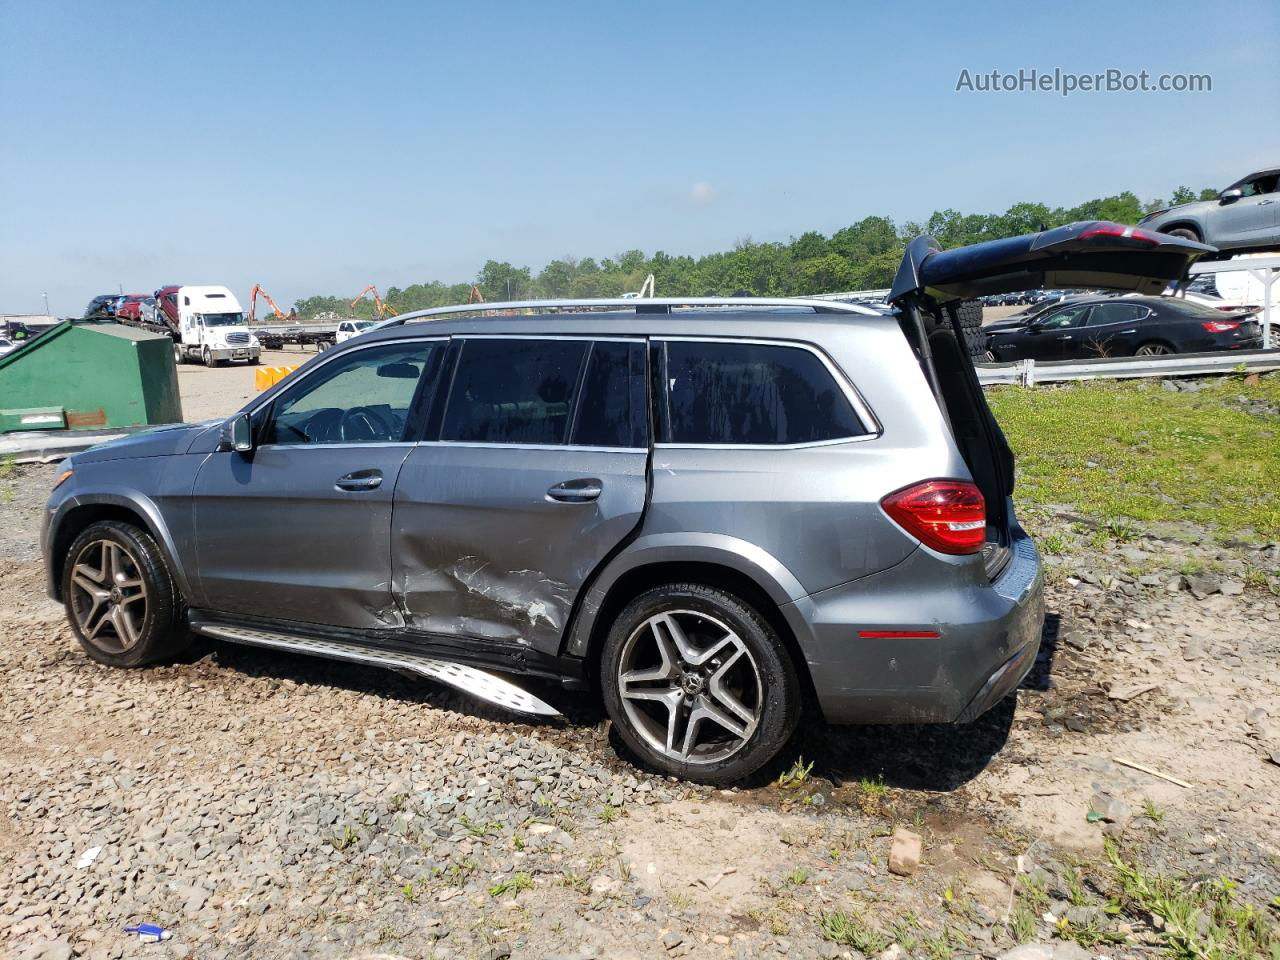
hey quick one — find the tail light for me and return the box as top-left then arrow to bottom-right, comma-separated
881,480 -> 986,555
1202,320 -> 1242,333
1078,223 -> 1163,246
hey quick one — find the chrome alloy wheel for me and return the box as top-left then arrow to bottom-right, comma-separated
617,610 -> 763,765
69,539 -> 148,654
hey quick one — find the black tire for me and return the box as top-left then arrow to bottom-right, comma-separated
61,521 -> 189,668
600,582 -> 800,785
1164,227 -> 1200,243
950,298 -> 990,362
1134,341 -> 1176,357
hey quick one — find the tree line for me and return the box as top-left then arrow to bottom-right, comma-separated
294,186 -> 1217,319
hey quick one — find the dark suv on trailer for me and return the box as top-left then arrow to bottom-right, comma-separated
42,223 -> 1211,783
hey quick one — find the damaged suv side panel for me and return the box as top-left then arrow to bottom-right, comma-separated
391,444 -> 648,654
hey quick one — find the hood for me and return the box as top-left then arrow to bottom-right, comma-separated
72,419 -> 218,464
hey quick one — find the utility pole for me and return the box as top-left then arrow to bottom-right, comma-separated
42,292 -> 50,317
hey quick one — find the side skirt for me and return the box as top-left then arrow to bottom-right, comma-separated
187,613 -> 567,717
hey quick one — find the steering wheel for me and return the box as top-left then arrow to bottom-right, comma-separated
339,405 -> 397,443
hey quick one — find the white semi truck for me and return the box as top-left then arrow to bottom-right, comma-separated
154,284 -> 262,367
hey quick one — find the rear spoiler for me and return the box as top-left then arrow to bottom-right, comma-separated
887,221 -> 1216,306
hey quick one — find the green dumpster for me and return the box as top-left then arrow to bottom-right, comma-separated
0,322 -> 182,432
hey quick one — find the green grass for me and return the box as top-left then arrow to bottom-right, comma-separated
819,910 -> 890,953
988,376 -> 1280,539
1106,841 -> 1279,959
488,871 -> 534,898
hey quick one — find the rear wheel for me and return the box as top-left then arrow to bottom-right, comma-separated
600,583 -> 800,785
61,521 -> 189,667
1134,341 -> 1175,356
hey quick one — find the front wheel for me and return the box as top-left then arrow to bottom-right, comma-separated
1163,227 -> 1200,243
61,521 -> 189,668
600,583 -> 800,785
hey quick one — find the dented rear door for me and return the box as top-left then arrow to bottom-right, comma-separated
390,337 -> 649,656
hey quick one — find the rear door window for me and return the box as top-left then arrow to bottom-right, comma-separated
570,341 -> 647,448
1087,303 -> 1147,326
660,340 -> 866,445
442,338 -> 588,444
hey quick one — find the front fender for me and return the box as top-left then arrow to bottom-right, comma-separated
561,532 -> 812,658
46,487 -> 198,604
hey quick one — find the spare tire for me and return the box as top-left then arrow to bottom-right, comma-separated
948,299 -> 990,362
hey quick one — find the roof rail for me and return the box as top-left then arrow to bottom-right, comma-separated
376,296 -> 885,329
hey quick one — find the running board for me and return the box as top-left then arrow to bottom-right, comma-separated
192,623 -> 561,717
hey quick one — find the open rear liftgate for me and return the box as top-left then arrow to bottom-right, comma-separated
190,622 -> 561,717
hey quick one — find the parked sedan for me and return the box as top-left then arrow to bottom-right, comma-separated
985,295 -> 1262,361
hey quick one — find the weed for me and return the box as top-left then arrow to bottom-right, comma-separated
852,774 -> 889,815
784,867 -> 810,886
0,455 -> 14,478
819,911 -> 889,953
1017,872 -> 1050,910
598,803 -> 618,823
512,835 -> 525,851
1008,904 -> 1037,944
329,825 -> 360,851
1106,840 -> 1279,958
775,756 -> 814,790
488,871 -> 534,898
1104,516 -> 1142,543
667,890 -> 692,909
401,882 -> 418,903
1142,798 -> 1165,823
1065,866 -> 1087,907
1040,532 -> 1069,555
457,814 -> 497,837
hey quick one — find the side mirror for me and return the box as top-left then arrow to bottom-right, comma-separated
1026,321 -> 1043,333
1219,188 -> 1243,203
220,413 -> 254,453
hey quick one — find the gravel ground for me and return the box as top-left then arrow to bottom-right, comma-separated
2,455 -> 1278,959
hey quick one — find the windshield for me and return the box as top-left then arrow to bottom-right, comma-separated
201,312 -> 245,327
355,321 -> 376,330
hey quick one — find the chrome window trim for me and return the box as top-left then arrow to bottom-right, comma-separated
454,334 -> 646,343
656,335 -> 882,443
252,441 -> 418,453
654,435 -> 878,452
418,441 -> 647,454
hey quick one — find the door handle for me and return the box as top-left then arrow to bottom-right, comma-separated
335,469 -> 383,491
546,478 -> 602,503
1259,199 -> 1275,206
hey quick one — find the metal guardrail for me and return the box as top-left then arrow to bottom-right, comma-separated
976,348 -> 1280,386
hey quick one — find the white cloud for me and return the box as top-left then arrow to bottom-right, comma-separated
689,181 -> 718,206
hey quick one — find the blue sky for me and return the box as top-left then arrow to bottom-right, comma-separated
2,0 -> 1276,315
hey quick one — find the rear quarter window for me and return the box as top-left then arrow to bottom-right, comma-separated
661,340 -> 866,445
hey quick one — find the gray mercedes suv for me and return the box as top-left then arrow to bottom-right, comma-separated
41,223 -> 1212,783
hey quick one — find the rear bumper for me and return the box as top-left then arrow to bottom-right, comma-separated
785,515 -> 1044,725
